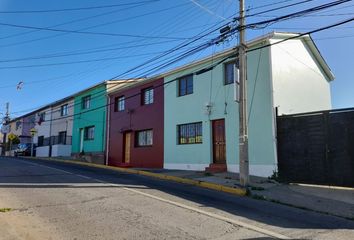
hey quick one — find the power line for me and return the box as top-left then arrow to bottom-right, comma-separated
245,0 -> 352,29
9,1 -> 352,117
4,1 -> 228,114
0,47 -> 209,70
0,2 -> 155,42
0,21 -> 194,40
48,16 -> 354,124
247,17 -> 354,53
246,0 -> 315,18
8,23 -> 230,117
0,0 -> 159,14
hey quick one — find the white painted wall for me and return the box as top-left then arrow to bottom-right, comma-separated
270,38 -> 332,115
51,99 -> 74,137
36,146 -> 50,157
52,145 -> 71,157
33,107 -> 52,144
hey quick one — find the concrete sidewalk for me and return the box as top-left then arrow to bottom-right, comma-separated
19,157 -> 354,220
140,169 -> 354,220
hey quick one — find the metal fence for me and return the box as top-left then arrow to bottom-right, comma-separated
37,136 -> 72,147
277,108 -> 354,187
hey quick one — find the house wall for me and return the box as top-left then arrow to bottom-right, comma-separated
108,78 -> 164,168
164,46 -> 277,177
269,38 -> 332,115
21,114 -> 35,143
51,99 -> 74,137
5,121 -> 22,142
72,84 -> 107,164
33,107 -> 52,144
52,145 -> 71,157
36,146 -> 50,157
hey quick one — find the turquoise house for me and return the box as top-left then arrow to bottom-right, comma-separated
72,81 -> 124,164
163,32 -> 334,177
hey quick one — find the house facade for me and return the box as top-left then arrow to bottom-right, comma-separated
33,106 -> 52,157
1,112 -> 36,156
71,81 -> 124,164
32,97 -> 74,157
163,32 -> 333,177
107,78 -> 164,168
49,98 -> 74,157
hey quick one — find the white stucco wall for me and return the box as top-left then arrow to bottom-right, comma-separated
36,146 -> 50,157
33,107 -> 52,144
52,145 -> 71,157
51,99 -> 74,137
270,38 -> 332,115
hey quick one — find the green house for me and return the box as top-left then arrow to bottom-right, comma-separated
71,81 -> 124,164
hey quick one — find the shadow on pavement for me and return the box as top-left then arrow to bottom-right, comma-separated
1,157 -> 353,231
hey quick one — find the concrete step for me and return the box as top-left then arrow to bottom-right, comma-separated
205,163 -> 227,173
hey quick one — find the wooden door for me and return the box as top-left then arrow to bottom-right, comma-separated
212,119 -> 226,164
79,129 -> 84,153
123,132 -> 131,163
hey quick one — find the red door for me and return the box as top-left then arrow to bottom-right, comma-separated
212,119 -> 226,164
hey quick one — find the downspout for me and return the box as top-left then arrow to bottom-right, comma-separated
267,39 -> 279,175
49,106 -> 53,157
105,96 -> 111,165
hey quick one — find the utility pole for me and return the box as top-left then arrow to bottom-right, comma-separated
1,103 -> 10,156
238,0 -> 250,186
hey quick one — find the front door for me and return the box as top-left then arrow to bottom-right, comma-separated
79,128 -> 84,153
212,119 -> 226,164
123,132 -> 131,163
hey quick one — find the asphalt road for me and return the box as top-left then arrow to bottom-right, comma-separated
0,157 -> 353,240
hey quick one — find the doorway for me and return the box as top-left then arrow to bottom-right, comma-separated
123,132 -> 131,163
79,128 -> 84,153
212,119 -> 226,164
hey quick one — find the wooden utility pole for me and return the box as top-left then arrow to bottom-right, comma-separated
238,0 -> 250,186
1,103 -> 10,155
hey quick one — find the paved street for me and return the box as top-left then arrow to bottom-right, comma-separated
0,157 -> 353,240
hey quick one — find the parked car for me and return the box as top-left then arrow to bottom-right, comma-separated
14,143 -> 34,156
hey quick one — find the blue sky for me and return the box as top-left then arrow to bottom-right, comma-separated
0,0 -> 353,118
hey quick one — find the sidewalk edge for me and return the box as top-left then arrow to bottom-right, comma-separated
20,157 -> 247,196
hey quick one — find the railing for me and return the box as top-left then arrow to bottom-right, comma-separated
37,136 -> 72,147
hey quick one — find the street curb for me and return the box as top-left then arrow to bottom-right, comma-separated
20,157 -> 247,197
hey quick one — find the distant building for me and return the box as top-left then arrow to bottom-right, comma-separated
33,97 -> 74,157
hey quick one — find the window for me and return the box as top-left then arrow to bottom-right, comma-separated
58,131 -> 67,144
224,61 -> 240,101
39,112 -> 45,121
37,136 -> 44,147
178,74 -> 193,96
115,96 -> 125,112
142,88 -> 154,105
178,122 -> 202,144
60,104 -> 68,116
38,112 -> 45,125
224,61 -> 240,85
84,126 -> 94,140
82,95 -> 91,109
136,129 -> 153,147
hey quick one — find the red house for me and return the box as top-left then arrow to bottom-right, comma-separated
106,78 -> 164,168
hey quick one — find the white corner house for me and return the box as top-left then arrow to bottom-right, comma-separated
34,97 -> 74,157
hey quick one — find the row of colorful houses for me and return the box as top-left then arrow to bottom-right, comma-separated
0,32 -> 334,177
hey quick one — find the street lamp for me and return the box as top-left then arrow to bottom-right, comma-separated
30,128 -> 37,157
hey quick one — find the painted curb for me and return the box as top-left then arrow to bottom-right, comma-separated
20,157 -> 247,196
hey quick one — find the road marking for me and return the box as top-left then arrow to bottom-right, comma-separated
14,158 -> 290,239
